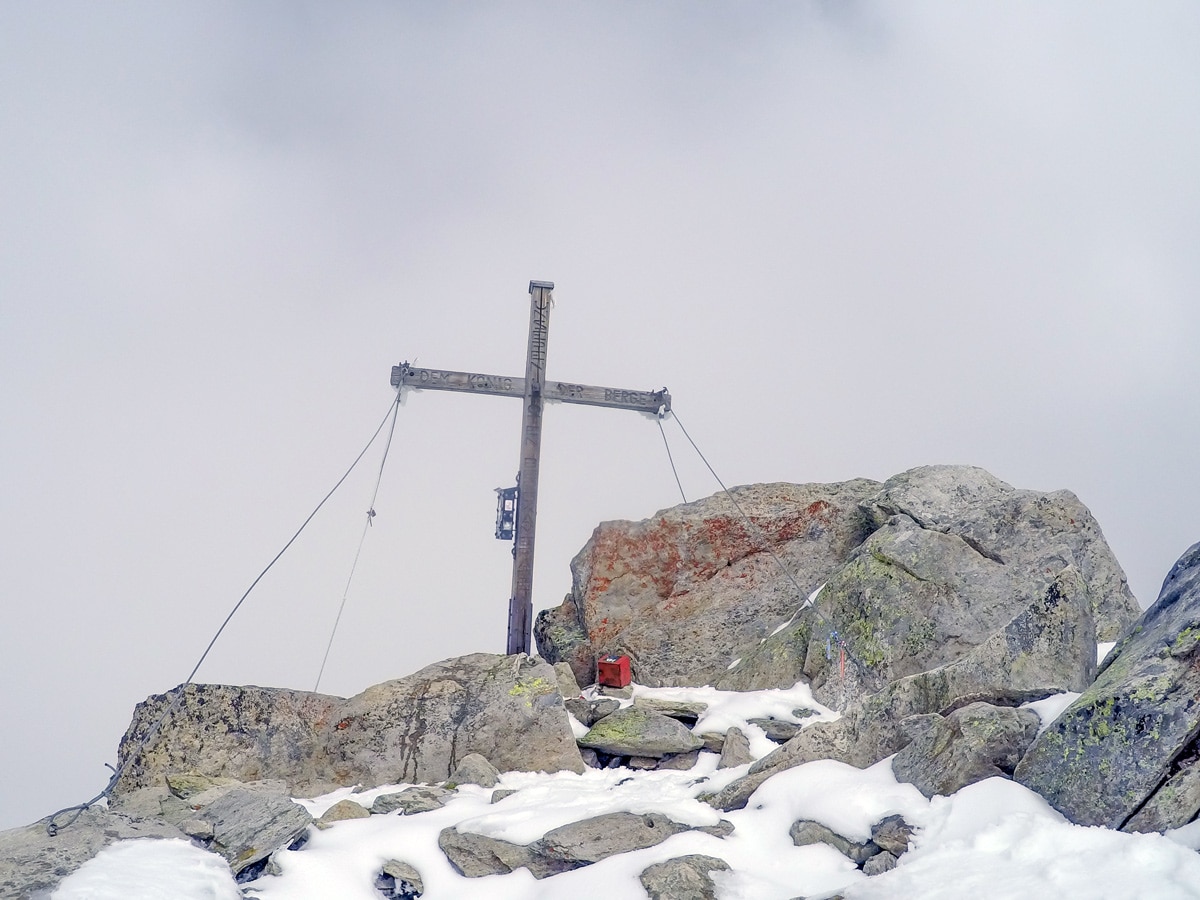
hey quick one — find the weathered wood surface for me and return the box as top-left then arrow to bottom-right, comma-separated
392,365 -> 670,414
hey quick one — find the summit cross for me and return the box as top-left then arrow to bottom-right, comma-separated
391,280 -> 671,655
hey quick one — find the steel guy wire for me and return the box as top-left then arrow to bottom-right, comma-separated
46,394 -> 402,835
314,395 -> 401,692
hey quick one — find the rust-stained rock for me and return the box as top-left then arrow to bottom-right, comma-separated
536,480 -> 881,688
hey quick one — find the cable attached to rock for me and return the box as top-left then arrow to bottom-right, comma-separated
45,394 -> 402,836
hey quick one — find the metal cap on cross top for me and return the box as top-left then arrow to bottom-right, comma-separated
391,280 -> 671,656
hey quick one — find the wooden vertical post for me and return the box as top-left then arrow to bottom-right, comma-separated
507,281 -> 553,654
393,279 -> 669,656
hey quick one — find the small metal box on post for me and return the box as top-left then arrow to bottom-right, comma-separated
597,654 -> 632,689
494,486 -> 518,542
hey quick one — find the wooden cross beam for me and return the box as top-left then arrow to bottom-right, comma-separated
390,281 -> 671,655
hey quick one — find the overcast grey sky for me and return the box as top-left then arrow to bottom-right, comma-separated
3,2 -> 1198,829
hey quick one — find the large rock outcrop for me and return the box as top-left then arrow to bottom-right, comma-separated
722,466 -> 1138,700
111,652 -> 583,801
1015,541 -> 1200,829
707,564 -> 1096,810
536,479 -> 882,687
538,466 -> 1139,693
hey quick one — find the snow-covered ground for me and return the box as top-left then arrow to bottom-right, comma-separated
53,680 -> 1200,900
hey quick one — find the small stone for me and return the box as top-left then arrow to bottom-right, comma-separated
696,820 -> 735,838
580,748 -> 601,768
698,732 -> 726,753
490,789 -> 518,803
376,859 -> 424,898
747,717 -> 804,743
629,756 -> 659,770
535,812 -> 690,865
718,727 -> 754,769
447,753 -> 500,788
554,661 -> 583,699
315,799 -> 371,829
179,818 -> 214,841
870,814 -> 914,856
789,819 -> 880,864
657,750 -> 701,771
862,851 -> 898,876
591,698 -> 622,720
437,828 -> 537,878
565,697 -> 594,726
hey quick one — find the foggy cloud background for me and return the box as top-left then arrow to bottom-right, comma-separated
2,2 -> 1198,828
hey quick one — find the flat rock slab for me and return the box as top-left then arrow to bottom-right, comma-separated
371,786 -> 454,815
0,808 -> 186,898
1124,762 -> 1200,833
198,787 -> 313,875
578,707 -> 703,758
633,698 -> 709,723
538,811 -> 691,865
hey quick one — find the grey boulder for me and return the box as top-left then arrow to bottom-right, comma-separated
639,854 -> 730,900
892,702 -> 1041,797
723,466 -> 1137,696
111,653 -> 584,802
1016,541 -> 1200,828
447,753 -> 500,789
315,799 -> 370,829
192,786 -> 312,876
327,653 -> 585,787
708,566 -> 1091,811
578,707 -> 703,758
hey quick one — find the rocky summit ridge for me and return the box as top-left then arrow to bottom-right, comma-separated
6,464 -> 1200,899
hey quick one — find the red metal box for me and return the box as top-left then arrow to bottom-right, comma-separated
597,654 -> 632,688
